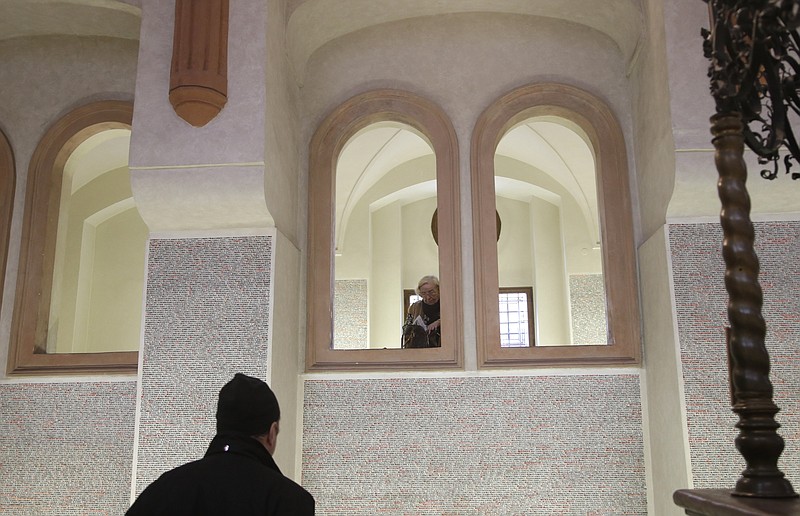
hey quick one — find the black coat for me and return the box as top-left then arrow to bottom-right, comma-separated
127,433 -> 315,515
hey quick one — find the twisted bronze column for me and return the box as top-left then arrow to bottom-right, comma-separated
712,112 -> 796,498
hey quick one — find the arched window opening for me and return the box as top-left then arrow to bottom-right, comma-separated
333,122 -> 438,349
307,90 -> 462,370
47,129 -> 147,354
9,100 -> 142,374
494,118 -> 607,347
472,84 -> 640,367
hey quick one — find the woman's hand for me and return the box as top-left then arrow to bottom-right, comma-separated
427,319 -> 441,332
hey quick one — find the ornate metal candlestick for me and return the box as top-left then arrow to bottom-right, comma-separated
703,0 -> 798,499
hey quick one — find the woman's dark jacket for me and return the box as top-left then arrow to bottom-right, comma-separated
126,433 -> 315,515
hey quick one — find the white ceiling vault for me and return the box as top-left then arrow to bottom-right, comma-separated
335,119 -> 598,253
0,0 -> 141,42
285,0 -> 644,84
2,0 -> 643,69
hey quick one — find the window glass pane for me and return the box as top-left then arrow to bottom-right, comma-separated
332,122 -> 437,349
499,289 -> 533,348
495,117 -> 608,346
47,129 -> 147,354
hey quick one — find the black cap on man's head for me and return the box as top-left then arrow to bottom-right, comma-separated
216,373 -> 280,435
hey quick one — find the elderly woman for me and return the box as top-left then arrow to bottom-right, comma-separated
401,275 -> 441,348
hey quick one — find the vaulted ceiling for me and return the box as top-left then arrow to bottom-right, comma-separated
335,119 -> 598,252
285,0 -> 644,84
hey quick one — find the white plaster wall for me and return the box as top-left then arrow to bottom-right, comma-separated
661,0 -> 800,218
495,197 -> 534,287
0,35 -> 139,376
660,0 -> 739,220
0,1 -> 141,42
128,0 -> 275,232
266,0 -> 304,245
639,227 -> 690,515
626,7 -> 687,508
670,148 -> 800,219
400,198 -> 439,292
495,156 -> 601,274
335,203 -> 370,279
663,0 -> 715,152
84,206 -> 147,352
300,14 -> 633,152
271,229 -> 303,480
336,155 -> 436,279
286,0 -> 643,85
531,197 -> 571,345
49,167 -> 146,354
629,0 -> 674,244
129,0 -> 267,167
370,201 -> 403,347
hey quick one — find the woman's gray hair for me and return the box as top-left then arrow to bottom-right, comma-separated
416,275 -> 439,294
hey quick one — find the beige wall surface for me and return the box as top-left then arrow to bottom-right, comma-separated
265,0 -> 303,246
629,0 -> 674,243
639,227 -> 689,516
300,13 -> 634,151
128,0 -> 267,168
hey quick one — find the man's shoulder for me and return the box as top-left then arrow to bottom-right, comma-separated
272,474 -> 315,514
127,455 -> 315,515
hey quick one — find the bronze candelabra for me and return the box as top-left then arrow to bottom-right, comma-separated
702,0 -> 798,499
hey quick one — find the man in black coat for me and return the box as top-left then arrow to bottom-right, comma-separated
127,373 -> 315,515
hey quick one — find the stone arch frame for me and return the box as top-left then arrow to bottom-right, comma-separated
8,100 -> 138,375
472,83 -> 641,368
0,128 -> 14,322
306,89 -> 463,370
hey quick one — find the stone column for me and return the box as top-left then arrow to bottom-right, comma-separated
127,0 -> 304,498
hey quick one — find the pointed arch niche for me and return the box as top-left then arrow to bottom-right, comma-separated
9,100 -> 143,374
307,90 -> 463,370
0,129 -> 14,319
472,83 -> 641,367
